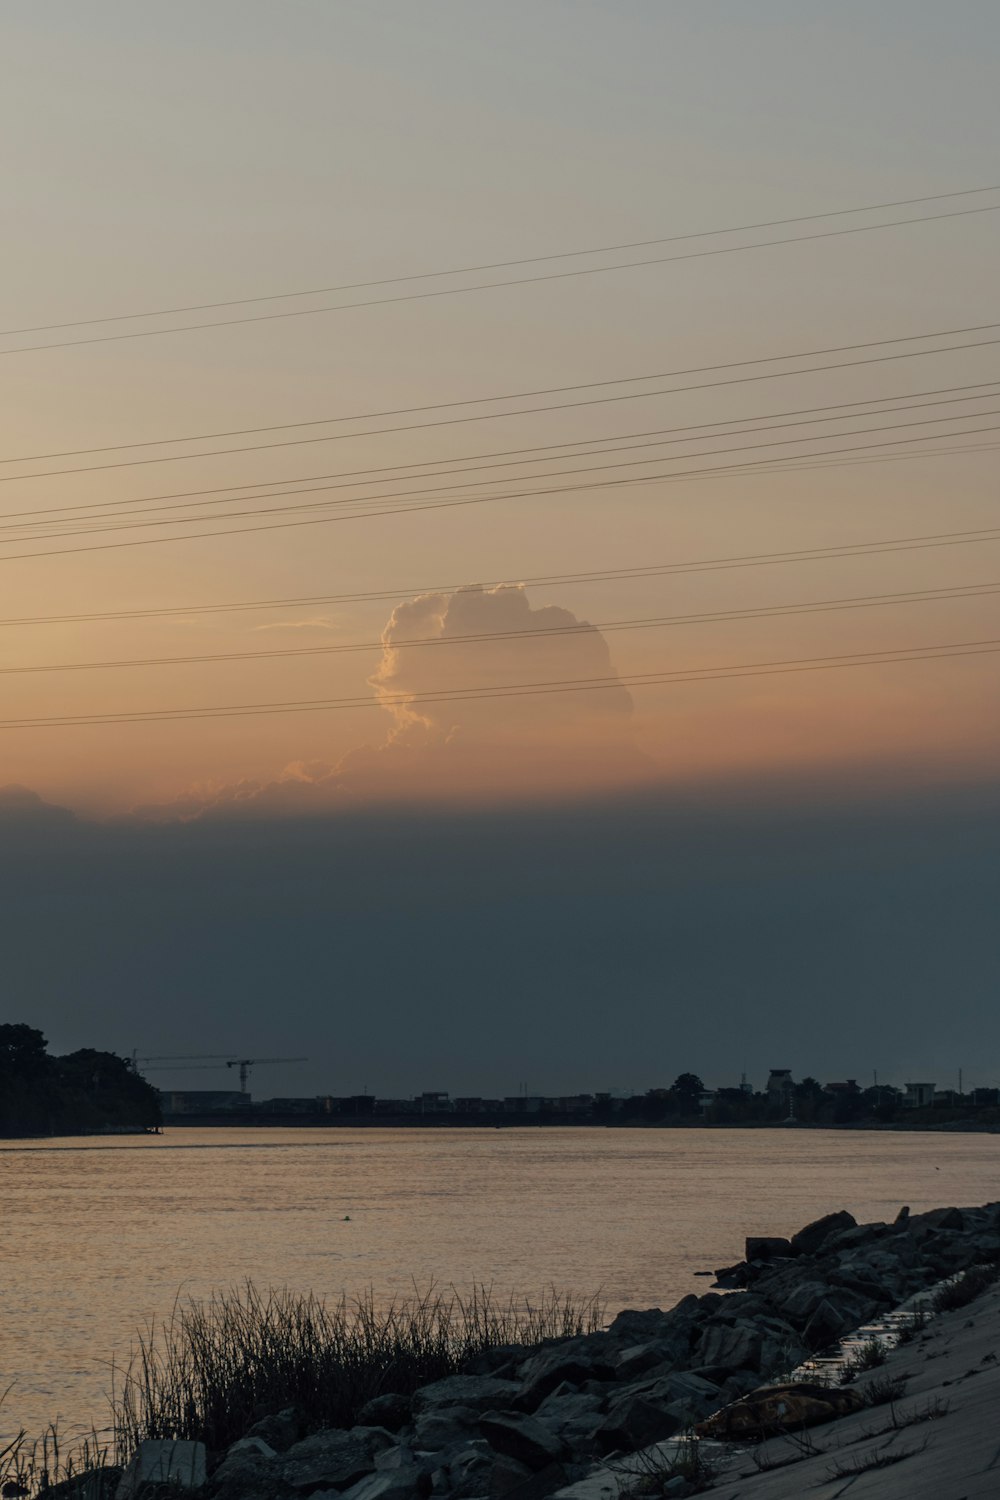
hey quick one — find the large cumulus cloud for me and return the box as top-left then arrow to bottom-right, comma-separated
131,585 -> 654,822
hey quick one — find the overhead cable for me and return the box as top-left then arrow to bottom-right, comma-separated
3,582 -> 996,677
3,317 -> 999,477
2,521 -> 997,629
3,204 -> 998,359
6,380 -> 1000,528
5,183 -> 997,339
3,637 -> 997,730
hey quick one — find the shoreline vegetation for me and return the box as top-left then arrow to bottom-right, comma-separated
4,1030 -> 997,1138
4,1201 -> 998,1500
0,1027 -> 161,1140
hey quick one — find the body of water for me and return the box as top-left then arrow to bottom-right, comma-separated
3,1125 -> 997,1443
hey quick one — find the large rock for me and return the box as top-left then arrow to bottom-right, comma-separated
801,1297 -> 856,1350
764,1278 -> 829,1328
745,1236 -> 793,1262
621,1370 -> 721,1427
605,1307 -> 672,1340
414,1405 -> 482,1452
594,1394 -> 686,1455
282,1427 -> 393,1493
446,1442 -> 495,1498
412,1375 -> 521,1415
341,1470 -> 429,1500
790,1210 -> 856,1256
695,1320 -> 762,1371
516,1349 -> 614,1410
490,1460 -> 568,1500
116,1441 -> 206,1500
357,1393 -> 412,1432
610,1338 -> 684,1381
244,1408 -> 302,1452
479,1412 -> 563,1471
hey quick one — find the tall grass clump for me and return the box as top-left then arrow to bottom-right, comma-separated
931,1262 -> 999,1314
0,1397 -> 113,1500
113,1282 -> 603,1457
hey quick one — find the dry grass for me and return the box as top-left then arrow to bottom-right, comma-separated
112,1281 -> 603,1455
2,1282 -> 601,1496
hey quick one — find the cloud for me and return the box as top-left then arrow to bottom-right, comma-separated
0,785 -> 77,828
253,616 -> 345,632
130,584 -> 655,822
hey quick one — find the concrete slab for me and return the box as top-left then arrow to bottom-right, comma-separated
555,1284 -> 1000,1500
116,1439 -> 207,1499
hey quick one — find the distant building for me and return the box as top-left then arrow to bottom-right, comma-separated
159,1089 -> 247,1115
903,1082 -> 936,1108
823,1079 -> 861,1096
766,1069 -> 795,1109
417,1092 -> 454,1112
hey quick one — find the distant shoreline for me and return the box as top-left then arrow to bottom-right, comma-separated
134,1114 -> 1000,1134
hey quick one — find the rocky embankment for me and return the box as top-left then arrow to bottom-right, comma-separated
125,1202 -> 1000,1500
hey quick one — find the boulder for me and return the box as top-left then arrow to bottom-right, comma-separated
708,1293 -> 769,1324
801,1297 -> 855,1350
713,1262 -> 750,1289
412,1375 -> 521,1415
695,1320 -> 762,1371
446,1442 -> 495,1498
357,1394 -> 412,1432
534,1390 -> 603,1433
644,1370 -> 722,1415
226,1437 -> 277,1461
515,1350 -> 614,1410
605,1307 -> 671,1340
116,1441 -> 206,1500
211,1450 -> 292,1500
282,1428 -> 393,1493
487,1454 -> 569,1499
790,1210 -> 856,1257
824,1222 -> 890,1254
745,1236 -> 793,1262
696,1381 -> 864,1440
244,1408 -> 302,1452
594,1395 -> 685,1454
764,1279 -> 829,1328
610,1339 -> 684,1381
414,1406 -> 482,1452
342,1470 -> 429,1500
479,1413 -> 563,1471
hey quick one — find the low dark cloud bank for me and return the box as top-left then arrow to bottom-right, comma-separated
2,777 -> 998,1096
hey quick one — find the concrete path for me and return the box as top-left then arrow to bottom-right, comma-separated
556,1283 -> 1000,1500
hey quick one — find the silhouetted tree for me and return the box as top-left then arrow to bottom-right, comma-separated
671,1072 -> 705,1115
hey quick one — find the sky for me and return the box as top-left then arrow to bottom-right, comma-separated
0,2 -> 997,1094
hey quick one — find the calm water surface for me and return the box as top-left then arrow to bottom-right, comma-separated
3,1126 -> 998,1442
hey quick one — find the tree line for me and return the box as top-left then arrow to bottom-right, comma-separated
0,1024 -> 161,1137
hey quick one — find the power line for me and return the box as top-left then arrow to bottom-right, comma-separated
4,582 -> 995,677
10,399 -> 1000,537
3,637 -> 996,730
3,204 -> 998,360
9,416 -> 1000,550
2,522 -> 997,629
3,318 -> 999,477
6,184 -> 997,339
7,381 -> 1000,528
6,420 -> 999,562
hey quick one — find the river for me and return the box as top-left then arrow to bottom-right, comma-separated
2,1125 -> 997,1444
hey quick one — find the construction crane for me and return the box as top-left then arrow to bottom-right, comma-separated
132,1053 -> 307,1094
130,1052 -> 232,1070
226,1058 -> 308,1093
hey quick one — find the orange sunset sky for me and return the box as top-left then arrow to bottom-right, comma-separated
1,2 -> 997,821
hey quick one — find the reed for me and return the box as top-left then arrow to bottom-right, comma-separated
111,1282 -> 603,1457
